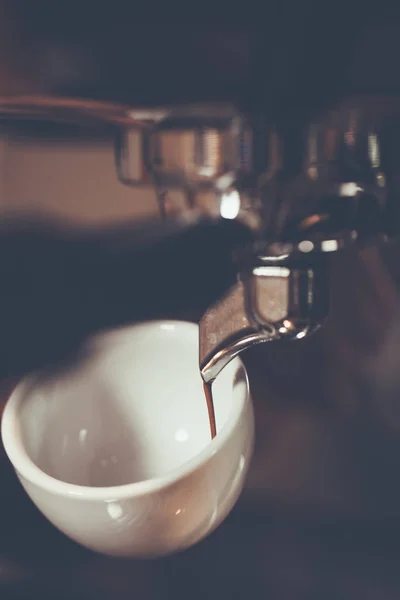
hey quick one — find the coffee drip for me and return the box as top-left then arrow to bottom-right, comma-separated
203,381 -> 217,440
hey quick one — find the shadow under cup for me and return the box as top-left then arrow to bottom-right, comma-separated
1,321 -> 253,556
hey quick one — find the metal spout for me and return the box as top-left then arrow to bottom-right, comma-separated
199,280 -> 275,383
199,251 -> 331,383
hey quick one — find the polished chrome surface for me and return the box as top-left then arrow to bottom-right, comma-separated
0,95 -> 395,381
0,95 -> 389,243
199,280 -> 274,383
116,101 -> 389,246
200,250 -> 331,382
196,105 -> 394,380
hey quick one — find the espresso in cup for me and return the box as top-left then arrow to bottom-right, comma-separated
1,321 -> 254,557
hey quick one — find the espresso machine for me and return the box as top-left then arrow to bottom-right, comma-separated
0,3 -> 396,383
4,5 -> 400,598
0,81 -> 392,386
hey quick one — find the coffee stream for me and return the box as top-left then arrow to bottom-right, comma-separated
203,381 -> 217,439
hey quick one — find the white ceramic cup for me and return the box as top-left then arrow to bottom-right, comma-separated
1,321 -> 254,557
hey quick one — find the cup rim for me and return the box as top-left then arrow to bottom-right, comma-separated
1,320 -> 250,501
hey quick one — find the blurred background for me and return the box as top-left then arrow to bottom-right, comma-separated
3,1 -> 400,598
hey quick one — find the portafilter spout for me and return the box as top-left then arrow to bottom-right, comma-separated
199,246 -> 333,383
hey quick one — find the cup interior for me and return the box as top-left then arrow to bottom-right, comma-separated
13,321 -> 246,488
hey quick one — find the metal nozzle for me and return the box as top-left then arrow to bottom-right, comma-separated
199,250 -> 331,383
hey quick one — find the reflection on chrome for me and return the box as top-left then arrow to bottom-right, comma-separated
220,190 -> 241,220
